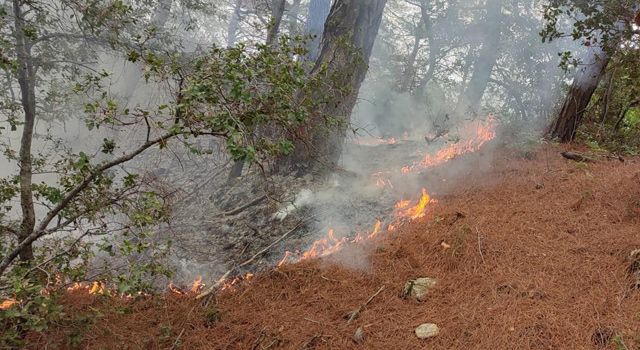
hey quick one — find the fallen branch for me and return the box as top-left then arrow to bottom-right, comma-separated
345,285 -> 385,324
221,195 -> 267,216
196,222 -> 304,300
561,151 -> 594,163
170,328 -> 185,350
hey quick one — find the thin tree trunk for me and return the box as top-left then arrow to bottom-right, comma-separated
400,0 -> 430,93
453,0 -> 502,120
226,0 -> 245,180
266,0 -> 286,46
13,0 -> 37,262
613,97 -> 640,131
400,35 -> 421,93
227,0 -> 242,47
304,0 -> 331,61
599,67 -> 616,125
121,0 -> 172,105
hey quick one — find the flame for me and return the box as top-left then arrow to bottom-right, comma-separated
368,219 -> 382,239
402,116 -> 497,173
191,276 -> 204,293
204,116 -> 498,293
0,299 -> 17,309
409,189 -> 430,220
169,276 -> 205,294
67,281 -> 105,294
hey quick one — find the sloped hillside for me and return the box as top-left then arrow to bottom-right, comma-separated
32,146 -> 640,349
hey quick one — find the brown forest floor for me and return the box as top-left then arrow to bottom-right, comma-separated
30,145 -> 640,349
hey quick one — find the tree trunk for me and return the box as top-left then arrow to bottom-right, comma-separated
453,0 -> 502,120
227,0 -> 242,47
226,0 -> 245,180
121,0 -> 172,105
303,0 -> 332,61
13,0 -> 36,262
399,0 -> 430,93
266,0 -> 286,46
549,47 -> 620,141
297,0 -> 387,172
287,0 -> 303,36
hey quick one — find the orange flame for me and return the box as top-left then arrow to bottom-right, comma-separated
205,116 -> 497,293
0,299 -> 17,309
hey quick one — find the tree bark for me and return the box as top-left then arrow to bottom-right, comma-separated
298,0 -> 387,172
266,0 -> 286,46
453,0 -> 502,120
227,0 -> 242,47
303,0 -> 332,61
399,0 -> 431,93
549,12 -> 628,142
548,48 -> 621,141
13,0 -> 37,262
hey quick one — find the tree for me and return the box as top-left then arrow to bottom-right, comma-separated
266,0 -> 287,46
296,0 -> 388,172
542,0 -> 639,142
304,0 -> 332,61
453,0 -> 503,120
0,0 -> 321,288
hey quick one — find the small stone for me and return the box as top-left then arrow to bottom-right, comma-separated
353,327 -> 365,344
403,277 -> 437,300
415,323 -> 439,339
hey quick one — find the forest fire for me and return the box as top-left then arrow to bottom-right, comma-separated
193,115 -> 498,293
406,116 -> 497,173
169,276 -> 205,295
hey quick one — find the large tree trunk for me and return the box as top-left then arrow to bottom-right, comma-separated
296,0 -> 387,173
13,0 -> 36,262
549,51 -> 611,142
303,0 -> 332,61
548,20 -> 624,142
453,0 -> 502,120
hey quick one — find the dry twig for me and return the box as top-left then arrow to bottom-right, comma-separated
345,285 -> 385,324
196,222 -> 304,300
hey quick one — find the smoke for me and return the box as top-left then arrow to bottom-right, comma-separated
0,0 -> 591,285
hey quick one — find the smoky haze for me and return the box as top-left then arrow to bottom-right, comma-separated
0,0 -> 586,285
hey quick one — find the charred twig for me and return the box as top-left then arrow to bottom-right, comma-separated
221,195 -> 267,216
196,222 -> 305,300
251,330 -> 266,350
345,285 -> 385,324
561,151 -> 594,163
300,334 -> 324,349
170,328 -> 185,350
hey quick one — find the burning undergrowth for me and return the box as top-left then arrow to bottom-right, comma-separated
159,115 -> 498,292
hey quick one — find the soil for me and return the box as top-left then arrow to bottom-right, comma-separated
28,145 -> 640,349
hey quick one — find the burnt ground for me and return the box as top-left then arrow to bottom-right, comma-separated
28,144 -> 640,349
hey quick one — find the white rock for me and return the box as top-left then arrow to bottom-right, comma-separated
415,323 -> 440,339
